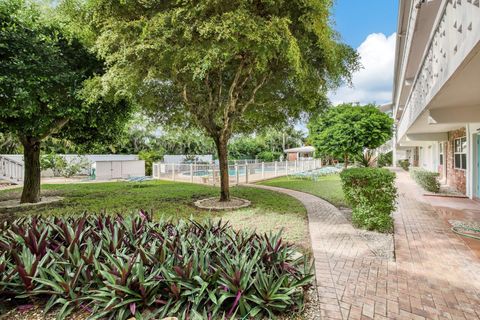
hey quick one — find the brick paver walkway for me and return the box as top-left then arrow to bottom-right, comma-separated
252,170 -> 480,320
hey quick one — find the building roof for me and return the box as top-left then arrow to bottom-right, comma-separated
284,146 -> 315,153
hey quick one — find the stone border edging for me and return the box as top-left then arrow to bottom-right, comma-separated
193,197 -> 251,211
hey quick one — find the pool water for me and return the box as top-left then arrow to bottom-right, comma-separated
185,167 -> 274,177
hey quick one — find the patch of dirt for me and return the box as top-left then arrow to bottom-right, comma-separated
0,189 -> 63,202
0,303 -> 89,320
194,197 -> 251,210
0,196 -> 64,218
339,208 -> 395,261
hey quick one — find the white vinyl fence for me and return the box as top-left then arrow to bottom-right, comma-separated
152,159 -> 322,185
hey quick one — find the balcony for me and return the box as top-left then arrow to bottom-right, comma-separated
396,0 -> 480,142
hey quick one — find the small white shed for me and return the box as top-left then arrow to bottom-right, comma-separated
92,160 -> 145,180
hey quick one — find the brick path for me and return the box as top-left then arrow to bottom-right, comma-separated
252,170 -> 480,320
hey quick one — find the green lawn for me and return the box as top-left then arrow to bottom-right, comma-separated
0,180 -> 309,247
258,174 -> 348,208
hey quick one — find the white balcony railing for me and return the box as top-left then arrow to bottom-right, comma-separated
397,0 -> 480,141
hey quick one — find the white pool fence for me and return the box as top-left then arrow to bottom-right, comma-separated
152,159 -> 322,185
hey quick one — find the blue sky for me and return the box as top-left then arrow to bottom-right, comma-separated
333,0 -> 399,49
328,0 -> 399,106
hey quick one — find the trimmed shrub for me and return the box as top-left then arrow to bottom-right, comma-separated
398,159 -> 410,171
410,167 -> 440,193
0,214 -> 313,319
340,168 -> 397,233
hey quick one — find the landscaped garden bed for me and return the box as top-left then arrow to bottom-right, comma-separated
0,213 -> 313,319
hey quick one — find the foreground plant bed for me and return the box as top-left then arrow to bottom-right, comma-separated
0,213 -> 313,320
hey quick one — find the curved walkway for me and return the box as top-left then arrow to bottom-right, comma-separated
251,178 -> 480,320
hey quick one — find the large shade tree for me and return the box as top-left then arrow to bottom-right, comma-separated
308,103 -> 393,167
0,0 -> 133,203
65,0 -> 359,201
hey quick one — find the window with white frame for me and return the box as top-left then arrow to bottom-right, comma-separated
439,142 -> 444,165
454,137 -> 467,170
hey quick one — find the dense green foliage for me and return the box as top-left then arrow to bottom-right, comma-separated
61,0 -> 359,200
0,0 -> 131,145
0,214 -> 313,319
308,104 -> 393,167
256,151 -> 283,162
0,0 -> 133,202
377,151 -> 393,168
410,168 -> 440,193
260,174 -> 347,208
340,168 -> 396,232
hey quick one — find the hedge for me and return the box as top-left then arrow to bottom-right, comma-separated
340,168 -> 397,233
0,214 -> 313,319
398,159 -> 410,171
409,167 -> 440,193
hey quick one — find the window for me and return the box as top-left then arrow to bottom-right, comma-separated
454,137 -> 467,170
439,143 -> 444,165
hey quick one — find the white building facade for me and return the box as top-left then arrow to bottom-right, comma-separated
393,0 -> 480,199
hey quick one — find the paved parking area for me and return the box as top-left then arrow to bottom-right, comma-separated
253,170 -> 480,319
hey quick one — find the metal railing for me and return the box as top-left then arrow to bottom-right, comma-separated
0,155 -> 24,184
152,159 -> 322,185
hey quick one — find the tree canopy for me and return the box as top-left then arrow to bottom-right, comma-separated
308,104 -> 393,166
62,0 -> 359,200
0,0 -> 133,202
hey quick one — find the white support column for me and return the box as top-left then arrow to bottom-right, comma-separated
261,162 -> 265,179
245,164 -> 249,184
274,161 -> 277,176
285,160 -> 288,175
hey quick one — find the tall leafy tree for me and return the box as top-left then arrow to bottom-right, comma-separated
65,0 -> 359,201
308,104 -> 393,167
0,0 -> 132,203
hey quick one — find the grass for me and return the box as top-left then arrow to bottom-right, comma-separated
258,174 -> 348,208
0,180 -> 309,247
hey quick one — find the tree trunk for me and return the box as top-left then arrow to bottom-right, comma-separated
20,138 -> 41,204
344,154 -> 349,169
215,137 -> 230,202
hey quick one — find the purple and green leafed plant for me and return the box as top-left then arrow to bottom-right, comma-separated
0,212 -> 313,320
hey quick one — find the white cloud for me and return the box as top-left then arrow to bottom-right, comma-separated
328,32 -> 396,106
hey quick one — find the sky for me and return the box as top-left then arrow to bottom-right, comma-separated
328,0 -> 399,106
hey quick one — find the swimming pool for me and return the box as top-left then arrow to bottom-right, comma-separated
183,167 -> 275,177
